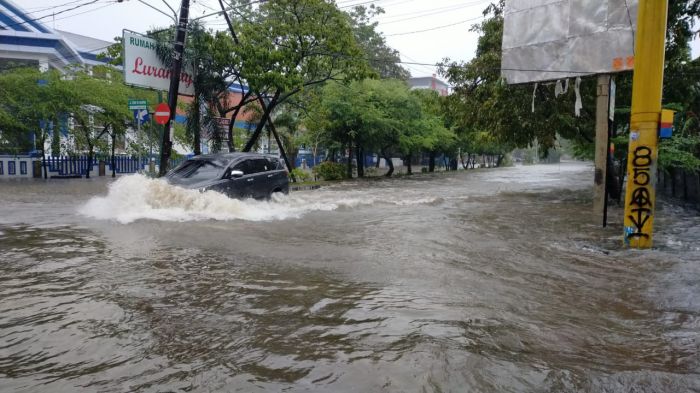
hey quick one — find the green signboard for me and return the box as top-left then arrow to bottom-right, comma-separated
128,99 -> 148,110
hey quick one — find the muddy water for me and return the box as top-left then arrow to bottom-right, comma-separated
0,162 -> 698,392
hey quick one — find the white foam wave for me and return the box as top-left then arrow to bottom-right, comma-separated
79,174 -> 438,224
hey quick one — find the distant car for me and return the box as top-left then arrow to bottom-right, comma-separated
165,153 -> 289,199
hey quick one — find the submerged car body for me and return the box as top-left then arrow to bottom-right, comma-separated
165,153 -> 289,199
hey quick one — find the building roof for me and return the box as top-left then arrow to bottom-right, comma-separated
408,76 -> 450,89
55,30 -> 112,54
0,0 -> 110,68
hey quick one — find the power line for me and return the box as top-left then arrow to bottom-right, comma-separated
378,0 -> 488,25
50,2 -> 118,23
384,14 -> 483,36
23,0 -> 92,14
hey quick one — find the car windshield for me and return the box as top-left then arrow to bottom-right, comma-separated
168,159 -> 225,183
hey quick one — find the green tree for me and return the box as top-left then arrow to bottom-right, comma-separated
0,67 -> 55,158
57,66 -> 153,178
222,0 -> 371,153
305,79 -> 455,177
347,5 -> 411,80
440,1 -> 597,160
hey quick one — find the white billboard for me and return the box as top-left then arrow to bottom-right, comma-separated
501,0 -> 638,84
122,30 -> 195,96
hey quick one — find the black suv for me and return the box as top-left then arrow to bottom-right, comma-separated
165,153 -> 289,199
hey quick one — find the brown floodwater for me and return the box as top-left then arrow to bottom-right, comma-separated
0,162 -> 698,392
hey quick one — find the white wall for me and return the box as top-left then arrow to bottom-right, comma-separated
0,155 -> 37,178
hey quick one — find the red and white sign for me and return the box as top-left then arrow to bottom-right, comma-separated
154,103 -> 171,125
122,30 -> 195,95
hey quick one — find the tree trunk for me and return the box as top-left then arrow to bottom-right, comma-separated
244,94 -> 280,152
346,139 -> 353,179
111,132 -> 116,178
51,125 -> 61,156
266,121 -> 296,182
193,94 -> 202,156
39,134 -> 47,179
227,91 -> 252,152
86,147 -> 93,179
405,152 -> 412,174
450,157 -> 458,171
428,151 -> 436,172
382,148 -> 394,177
356,144 -> 364,177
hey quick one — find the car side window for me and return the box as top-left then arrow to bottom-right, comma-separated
268,158 -> 281,170
249,159 -> 269,174
231,160 -> 250,175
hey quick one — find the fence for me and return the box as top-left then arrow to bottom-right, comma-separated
45,156 -> 93,176
658,167 -> 700,206
0,155 -> 186,179
295,154 -> 325,169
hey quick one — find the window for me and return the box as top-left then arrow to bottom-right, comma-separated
8,161 -> 15,175
248,159 -> 269,174
231,160 -> 252,174
20,161 -> 27,175
268,158 -> 284,170
168,159 -> 225,182
0,161 -> 3,175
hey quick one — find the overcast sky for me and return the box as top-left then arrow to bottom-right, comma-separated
12,0 -> 700,79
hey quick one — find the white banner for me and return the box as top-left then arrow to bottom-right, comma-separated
122,30 -> 195,96
502,0 -> 638,84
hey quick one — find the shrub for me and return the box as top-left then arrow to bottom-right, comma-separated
313,161 -> 347,181
290,168 -> 312,182
499,153 -> 514,167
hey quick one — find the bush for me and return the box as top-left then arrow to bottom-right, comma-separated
313,161 -> 346,181
290,168 -> 312,182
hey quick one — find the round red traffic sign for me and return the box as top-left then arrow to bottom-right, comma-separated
154,103 -> 171,125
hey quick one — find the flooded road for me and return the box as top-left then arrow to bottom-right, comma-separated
1,162 -> 699,392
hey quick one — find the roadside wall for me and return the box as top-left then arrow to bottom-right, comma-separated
0,155 -> 38,178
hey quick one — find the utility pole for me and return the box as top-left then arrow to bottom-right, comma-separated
593,74 -> 610,222
622,0 -> 668,248
159,0 -> 190,177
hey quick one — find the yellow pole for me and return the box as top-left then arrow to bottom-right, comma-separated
623,0 -> 668,248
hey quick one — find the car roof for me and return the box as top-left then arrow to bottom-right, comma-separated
190,152 -> 278,165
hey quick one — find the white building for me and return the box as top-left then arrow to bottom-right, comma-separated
408,74 -> 451,96
0,0 -> 112,71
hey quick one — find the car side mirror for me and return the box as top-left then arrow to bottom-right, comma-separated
230,169 -> 244,178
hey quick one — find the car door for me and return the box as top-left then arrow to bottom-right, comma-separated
225,160 -> 255,198
264,158 -> 287,193
247,158 -> 272,199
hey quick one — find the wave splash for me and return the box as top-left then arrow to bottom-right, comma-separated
79,174 -> 437,224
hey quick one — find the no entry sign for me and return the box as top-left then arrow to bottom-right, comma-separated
154,103 -> 170,125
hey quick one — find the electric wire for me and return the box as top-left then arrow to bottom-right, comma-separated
378,0 -> 488,25
23,0 -> 94,14
384,14 -> 483,36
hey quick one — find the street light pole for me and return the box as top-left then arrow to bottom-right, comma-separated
158,0 -> 190,177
